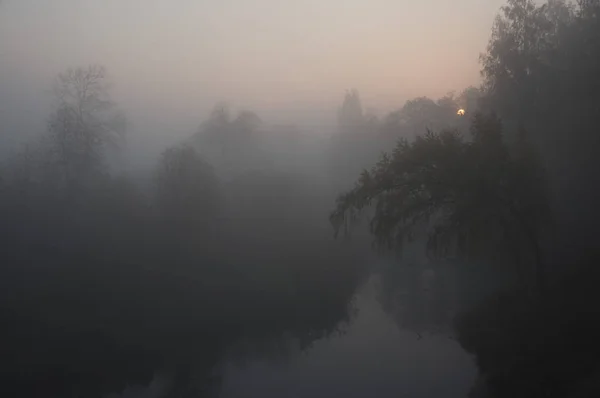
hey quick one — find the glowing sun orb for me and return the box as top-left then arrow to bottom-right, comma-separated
457,109 -> 466,116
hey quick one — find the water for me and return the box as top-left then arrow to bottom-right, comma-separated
219,275 -> 477,398
111,271 -> 479,398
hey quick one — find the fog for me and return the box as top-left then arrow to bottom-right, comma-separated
1,0 -> 503,147
2,1 -> 600,397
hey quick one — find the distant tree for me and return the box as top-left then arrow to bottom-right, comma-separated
47,65 -> 126,190
397,96 -> 463,138
196,104 -> 261,147
191,104 -> 265,179
329,96 -> 377,188
399,97 -> 440,125
155,145 -> 220,227
329,90 -> 474,189
199,103 -> 232,147
457,86 -> 482,114
330,114 -> 550,292
337,89 -> 364,133
232,110 -> 262,135
435,91 -> 458,111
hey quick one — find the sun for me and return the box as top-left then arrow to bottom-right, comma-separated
457,109 -> 466,116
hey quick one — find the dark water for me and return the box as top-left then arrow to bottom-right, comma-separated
110,271 -> 479,398
220,275 -> 476,398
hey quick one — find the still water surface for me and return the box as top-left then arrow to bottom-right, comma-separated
114,271 -> 478,398
220,274 -> 477,398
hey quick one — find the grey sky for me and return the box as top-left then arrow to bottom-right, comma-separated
1,0 -> 505,143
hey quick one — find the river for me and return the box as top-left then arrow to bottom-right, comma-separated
113,270 -> 480,398
220,274 -> 477,398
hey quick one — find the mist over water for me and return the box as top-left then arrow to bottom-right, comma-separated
2,1 -> 600,397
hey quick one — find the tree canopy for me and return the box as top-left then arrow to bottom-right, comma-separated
479,0 -> 600,251
330,113 -> 549,287
155,144 -> 220,226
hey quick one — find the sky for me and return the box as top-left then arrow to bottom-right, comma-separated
0,0 -> 505,148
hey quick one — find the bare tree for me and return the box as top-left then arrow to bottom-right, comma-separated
48,65 -> 126,189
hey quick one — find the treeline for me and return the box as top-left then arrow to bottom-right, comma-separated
0,67 -> 369,398
328,88 -> 477,188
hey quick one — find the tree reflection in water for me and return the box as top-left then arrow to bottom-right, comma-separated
374,256 -> 511,340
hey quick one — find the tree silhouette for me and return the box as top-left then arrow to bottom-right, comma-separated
47,65 -> 126,191
155,144 -> 220,227
337,89 -> 365,133
331,114 -> 549,291
479,0 -> 600,254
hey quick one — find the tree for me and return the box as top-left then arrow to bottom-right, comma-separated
191,104 -> 266,179
195,104 -> 261,149
479,0 -> 586,128
480,1 -> 577,122
155,145 -> 220,227
480,0 -> 600,252
457,86 -> 482,113
337,89 -> 364,133
330,114 -> 549,292
47,65 -> 126,189
396,95 -> 465,139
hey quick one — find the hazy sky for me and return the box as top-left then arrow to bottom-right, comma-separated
1,0 -> 505,144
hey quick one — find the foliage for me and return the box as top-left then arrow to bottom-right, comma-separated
479,0 -> 600,249
457,86 -> 482,112
328,88 -> 474,190
401,96 -> 454,130
191,104 -> 267,179
193,104 -> 261,148
330,114 -> 549,286
155,144 -> 220,226
480,0 -> 576,119
447,1 -> 600,395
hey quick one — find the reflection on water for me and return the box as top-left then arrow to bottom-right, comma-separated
73,260 -> 495,398
376,264 -> 460,339
219,275 -> 477,398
